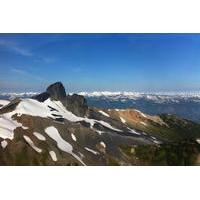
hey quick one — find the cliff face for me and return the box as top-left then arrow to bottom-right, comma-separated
34,82 -> 88,117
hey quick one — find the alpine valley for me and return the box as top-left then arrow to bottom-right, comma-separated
1,82 -> 200,166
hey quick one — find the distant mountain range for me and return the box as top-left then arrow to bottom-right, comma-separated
1,91 -> 200,122
80,91 -> 200,122
1,84 -> 200,166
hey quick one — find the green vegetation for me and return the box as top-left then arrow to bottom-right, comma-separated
137,114 -> 200,142
119,140 -> 200,166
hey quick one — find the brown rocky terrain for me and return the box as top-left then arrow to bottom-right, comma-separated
1,82 -> 200,166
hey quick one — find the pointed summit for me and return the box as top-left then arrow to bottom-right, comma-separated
46,82 -> 66,100
33,81 -> 88,116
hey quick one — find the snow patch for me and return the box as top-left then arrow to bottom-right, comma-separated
49,151 -> 57,162
71,133 -> 77,141
16,99 -> 52,118
22,126 -> 29,130
0,100 -> 10,107
45,126 -> 85,165
44,99 -> 121,132
33,132 -> 46,141
44,99 -> 82,122
1,140 -> 8,149
127,127 -> 141,135
97,120 -> 122,132
100,141 -> 106,148
120,117 -> 126,124
153,140 -> 161,144
98,110 -> 110,117
45,126 -> 72,152
134,109 -> 147,118
78,152 -> 84,159
196,139 -> 200,144
84,147 -> 99,155
0,114 -> 23,140
151,136 -> 157,140
23,135 -> 42,153
95,130 -> 104,135
140,121 -> 147,126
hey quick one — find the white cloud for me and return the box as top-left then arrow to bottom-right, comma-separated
34,56 -> 56,63
0,39 -> 57,64
10,68 -> 45,81
0,39 -> 32,57
11,46 -> 32,56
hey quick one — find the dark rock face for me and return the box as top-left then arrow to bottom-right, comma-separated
33,92 -> 50,102
0,98 -> 21,114
33,81 -> 88,117
64,94 -> 88,117
46,82 -> 66,100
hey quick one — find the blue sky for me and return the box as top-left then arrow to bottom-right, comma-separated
1,33 -> 200,92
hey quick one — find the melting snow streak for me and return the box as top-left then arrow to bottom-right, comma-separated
45,126 -> 85,165
23,135 -> 42,153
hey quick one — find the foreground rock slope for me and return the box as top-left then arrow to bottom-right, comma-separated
1,82 -> 200,165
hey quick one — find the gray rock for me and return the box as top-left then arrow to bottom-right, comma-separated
46,82 -> 66,100
64,94 -> 88,117
33,92 -> 50,102
33,81 -> 88,117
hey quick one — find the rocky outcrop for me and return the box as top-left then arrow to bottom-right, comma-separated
64,94 -> 88,117
0,98 -> 21,114
33,82 -> 88,117
33,92 -> 50,102
46,82 -> 66,100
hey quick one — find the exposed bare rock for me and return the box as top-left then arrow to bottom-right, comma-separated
64,94 -> 88,117
46,82 -> 66,100
0,98 -> 21,114
33,92 -> 50,102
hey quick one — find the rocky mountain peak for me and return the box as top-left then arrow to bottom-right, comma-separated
33,82 -> 88,117
46,82 -> 66,100
64,94 -> 88,117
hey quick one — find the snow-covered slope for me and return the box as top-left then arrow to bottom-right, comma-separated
0,95 -> 161,165
0,100 -> 10,107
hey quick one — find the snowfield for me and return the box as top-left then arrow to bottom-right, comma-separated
0,100 -> 10,107
0,98 -> 122,138
0,114 -> 23,139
